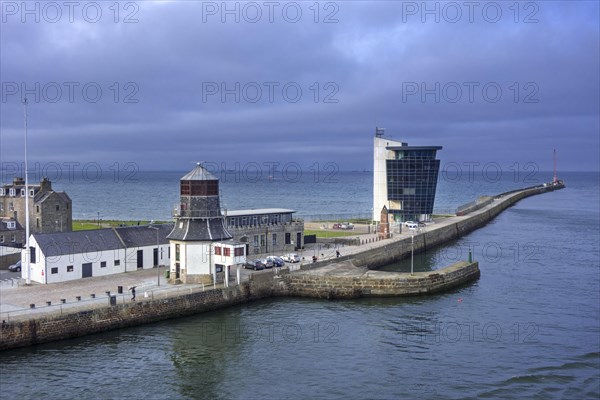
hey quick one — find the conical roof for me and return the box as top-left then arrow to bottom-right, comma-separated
181,163 -> 218,181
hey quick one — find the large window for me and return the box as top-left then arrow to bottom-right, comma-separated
234,247 -> 244,257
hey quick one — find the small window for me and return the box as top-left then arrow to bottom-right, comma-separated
11,234 -> 15,242
285,233 -> 291,245
67,265 -> 74,272
29,189 -> 34,197
0,188 -> 4,195
51,267 -> 58,274
9,189 -> 15,196
36,205 -> 40,213
20,189 -> 25,196
272,233 -> 277,246
253,235 -> 259,247
55,205 -> 60,211
36,218 -> 40,228
7,221 -> 15,229
101,261 -> 107,268
0,235 -> 4,243
114,260 -> 120,266
260,235 -> 265,246
224,247 -> 231,257
214,246 -> 222,255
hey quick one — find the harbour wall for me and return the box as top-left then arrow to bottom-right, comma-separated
0,183 -> 563,351
276,261 -> 479,299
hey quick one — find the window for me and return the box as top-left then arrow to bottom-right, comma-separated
36,218 -> 40,228
0,203 -> 3,211
7,221 -> 15,229
214,246 -> 222,255
0,188 -> 4,195
9,202 -> 14,211
67,265 -> 74,272
224,247 -> 231,257
101,261 -> 107,268
285,233 -> 291,244
234,247 -> 244,257
114,260 -> 121,266
10,234 -> 15,242
66,203 -> 69,209
9,189 -> 15,196
272,233 -> 277,246
51,267 -> 58,274
36,205 -> 40,213
253,235 -> 259,247
20,189 -> 25,196
55,205 -> 60,211
0,235 -> 4,243
260,235 -> 265,246
29,189 -> 34,197
242,217 -> 248,226
175,244 -> 180,261
261,215 -> 269,224
252,216 -> 257,226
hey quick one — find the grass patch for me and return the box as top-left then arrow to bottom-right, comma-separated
73,219 -> 169,231
304,229 -> 358,238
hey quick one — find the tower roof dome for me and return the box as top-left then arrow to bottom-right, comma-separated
180,163 -> 218,181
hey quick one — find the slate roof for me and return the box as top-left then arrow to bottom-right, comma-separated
32,224 -> 174,257
0,218 -> 23,232
115,224 -> 174,247
33,229 -> 125,258
180,163 -> 218,181
167,218 -> 232,241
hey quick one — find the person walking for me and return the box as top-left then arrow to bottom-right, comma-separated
131,286 -> 136,301
336,250 -> 341,258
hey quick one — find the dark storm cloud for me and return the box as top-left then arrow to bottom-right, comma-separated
1,0 -> 598,173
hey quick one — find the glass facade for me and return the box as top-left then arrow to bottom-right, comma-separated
386,148 -> 441,221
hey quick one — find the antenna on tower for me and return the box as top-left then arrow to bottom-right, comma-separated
553,149 -> 558,184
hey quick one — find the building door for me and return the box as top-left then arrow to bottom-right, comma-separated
296,232 -> 302,250
153,248 -> 158,267
82,263 -> 92,278
175,263 -> 180,279
137,250 -> 143,269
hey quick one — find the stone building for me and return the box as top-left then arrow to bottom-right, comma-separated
224,208 -> 304,257
0,217 -> 24,247
167,164 -> 245,285
0,177 -> 72,233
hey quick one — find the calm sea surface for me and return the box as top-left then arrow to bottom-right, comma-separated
1,171 -> 598,399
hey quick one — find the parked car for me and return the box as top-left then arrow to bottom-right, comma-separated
406,222 -> 418,230
266,256 -> 285,267
244,260 -> 265,270
261,258 -> 274,269
403,221 -> 416,227
8,260 -> 21,272
282,253 -> 301,263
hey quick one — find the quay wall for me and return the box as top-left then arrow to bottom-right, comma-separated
0,273 -> 275,351
277,261 -> 480,299
299,184 -> 561,272
0,183 -> 563,351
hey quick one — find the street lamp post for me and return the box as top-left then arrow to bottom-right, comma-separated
23,98 -> 30,285
149,225 -> 160,286
410,231 -> 414,276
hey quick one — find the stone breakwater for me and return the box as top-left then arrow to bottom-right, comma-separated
276,261 -> 480,299
0,262 -> 479,350
0,183 -> 563,351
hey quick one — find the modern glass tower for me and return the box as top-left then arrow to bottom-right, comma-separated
373,130 -> 442,222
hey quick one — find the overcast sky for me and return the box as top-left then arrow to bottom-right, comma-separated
1,0 -> 598,176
